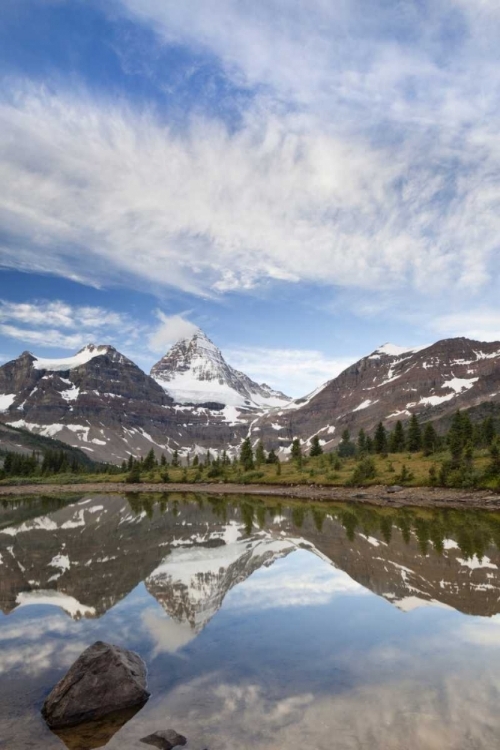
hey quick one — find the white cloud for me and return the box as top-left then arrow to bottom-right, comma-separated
227,346 -> 356,396
0,299 -> 138,352
1,78 -> 500,308
431,310 -> 500,342
148,312 -> 199,354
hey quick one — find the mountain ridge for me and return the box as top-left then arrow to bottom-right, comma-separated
0,332 -> 499,463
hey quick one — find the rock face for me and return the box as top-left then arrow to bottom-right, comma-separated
141,729 -> 187,749
0,336 -> 288,463
1,334 -> 500,463
41,641 -> 150,728
252,337 -> 500,453
151,329 -> 289,408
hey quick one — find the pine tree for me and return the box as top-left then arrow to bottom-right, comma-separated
266,448 -> 278,464
255,441 -> 266,466
193,454 -> 199,467
422,422 -> 438,456
389,421 -> 405,453
171,449 -> 180,468
160,453 -> 167,466
338,429 -> 356,458
448,411 -> 465,466
357,429 -> 367,454
240,438 -> 254,470
290,438 -> 301,461
309,435 -> 323,457
482,417 -> 496,446
143,448 -> 156,471
126,462 -> 141,484
407,414 -> 422,452
374,422 -> 388,455
489,438 -> 500,476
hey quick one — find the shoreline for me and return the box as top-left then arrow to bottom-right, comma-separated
1,481 -> 500,510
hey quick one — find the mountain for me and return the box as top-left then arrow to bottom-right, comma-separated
1,334 -> 499,463
151,329 -> 290,408
0,336 -> 288,463
251,337 -> 500,453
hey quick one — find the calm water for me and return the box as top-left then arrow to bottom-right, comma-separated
2,493 -> 500,750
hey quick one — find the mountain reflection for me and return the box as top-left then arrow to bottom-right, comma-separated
1,493 -> 500,623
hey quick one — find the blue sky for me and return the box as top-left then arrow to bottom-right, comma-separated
1,0 -> 500,396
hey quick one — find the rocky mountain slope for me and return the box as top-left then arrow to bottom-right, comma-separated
0,337 -> 287,463
151,329 -> 289,408
252,338 -> 500,454
0,334 -> 499,463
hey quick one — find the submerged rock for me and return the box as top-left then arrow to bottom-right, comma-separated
42,641 -> 150,729
50,706 -> 144,750
140,729 -> 187,749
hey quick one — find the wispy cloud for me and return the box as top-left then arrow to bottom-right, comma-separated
227,346 -> 356,396
430,309 -> 500,342
148,312 -> 200,354
1,68 -> 499,310
0,299 -> 138,352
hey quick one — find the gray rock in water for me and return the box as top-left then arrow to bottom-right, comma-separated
140,729 -> 187,749
42,641 -> 150,729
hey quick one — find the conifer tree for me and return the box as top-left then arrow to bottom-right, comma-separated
309,435 -> 323,457
240,438 -> 254,470
407,414 -> 422,452
266,448 -> 278,464
255,440 -> 266,466
171,449 -> 180,468
422,422 -> 438,456
482,416 -> 496,446
389,421 -> 405,453
290,438 -> 301,461
374,422 -> 388,454
126,462 -> 141,484
357,429 -> 367,454
489,438 -> 500,476
160,453 -> 167,466
143,448 -> 156,471
448,411 -> 465,466
338,428 -> 356,457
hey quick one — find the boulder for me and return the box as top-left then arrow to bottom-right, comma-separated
42,641 -> 150,729
141,729 -> 187,749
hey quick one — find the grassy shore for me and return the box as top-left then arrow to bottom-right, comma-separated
1,451 -> 499,509
3,449 -> 497,489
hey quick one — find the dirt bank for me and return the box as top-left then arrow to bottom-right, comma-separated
1,481 -> 500,510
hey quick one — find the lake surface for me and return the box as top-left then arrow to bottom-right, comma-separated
2,493 -> 500,749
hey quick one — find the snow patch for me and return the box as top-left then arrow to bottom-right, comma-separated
0,394 -> 15,412
33,345 -> 109,371
353,399 -> 377,412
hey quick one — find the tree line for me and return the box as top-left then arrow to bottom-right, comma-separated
0,448 -> 120,480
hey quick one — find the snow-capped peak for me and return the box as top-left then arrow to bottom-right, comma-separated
372,342 -> 428,358
150,330 -> 290,408
32,344 -> 112,371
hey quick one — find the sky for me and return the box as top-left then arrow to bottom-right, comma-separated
1,0 -> 500,396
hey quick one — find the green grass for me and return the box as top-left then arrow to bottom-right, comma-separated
2,450 -> 499,490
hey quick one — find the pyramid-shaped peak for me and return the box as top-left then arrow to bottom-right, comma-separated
151,330 -> 290,408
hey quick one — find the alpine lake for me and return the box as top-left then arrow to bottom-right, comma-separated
2,492 -> 500,749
